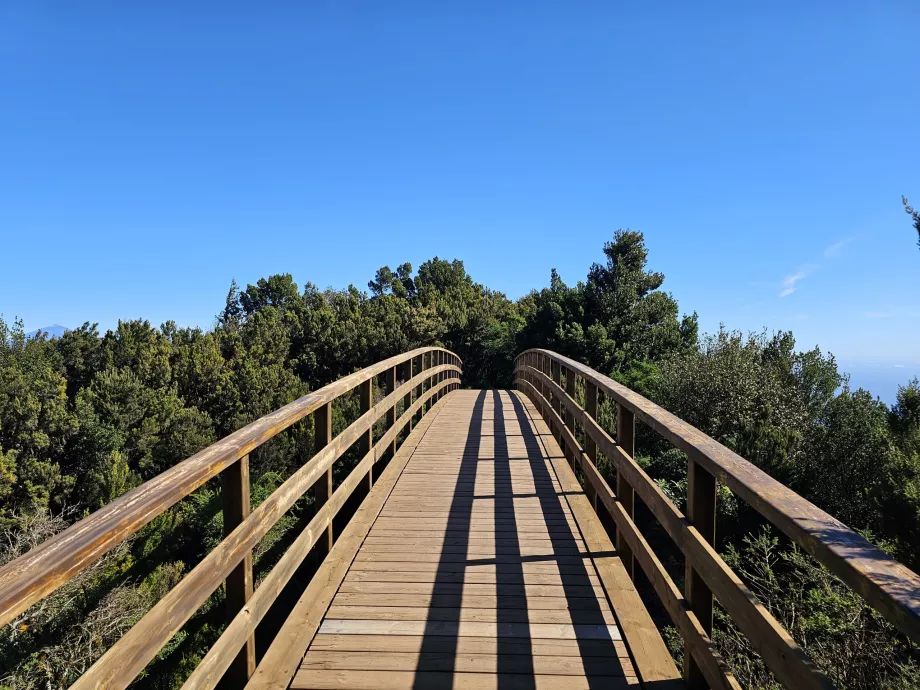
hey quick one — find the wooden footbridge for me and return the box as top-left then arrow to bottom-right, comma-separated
1,348 -> 919,689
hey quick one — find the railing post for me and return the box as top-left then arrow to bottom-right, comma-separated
564,367 -> 576,470
551,359 -> 562,445
686,456 -> 716,689
360,378 -> 373,490
403,358 -> 414,431
222,454 -> 255,687
584,382 -> 598,511
616,406 -> 636,579
415,354 -> 425,419
314,401 -> 334,549
386,366 -> 397,458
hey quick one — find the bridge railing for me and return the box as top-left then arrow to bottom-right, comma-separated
0,347 -> 462,690
514,348 -> 920,690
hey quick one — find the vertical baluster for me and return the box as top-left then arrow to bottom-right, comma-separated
414,355 -> 424,421
551,360 -> 562,445
360,378 -> 373,490
386,366 -> 397,457
584,382 -> 598,511
686,456 -> 716,688
403,358 -> 414,432
564,367 -> 576,470
222,454 -> 255,687
314,402 -> 334,557
616,406 -> 636,579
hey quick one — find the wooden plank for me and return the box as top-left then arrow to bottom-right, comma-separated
317,619 -> 622,640
291,670 -> 636,690
221,454 -> 255,687
341,570 -> 600,587
336,581 -> 605,598
330,593 -> 612,612
313,402 -> 334,556
616,405 -> 636,579
299,650 -> 633,676
323,606 -> 616,625
307,633 -> 628,658
686,457 -> 717,688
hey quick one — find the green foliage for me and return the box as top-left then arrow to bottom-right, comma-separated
717,527 -> 920,689
1,230 -> 918,688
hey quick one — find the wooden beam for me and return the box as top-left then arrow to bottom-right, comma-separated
686,457 -> 717,688
314,402 -> 334,556
616,406 -> 635,580
386,366 -> 397,458
584,382 -> 598,511
222,455 -> 255,688
360,378 -> 373,490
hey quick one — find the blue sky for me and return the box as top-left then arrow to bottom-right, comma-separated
2,2 -> 919,375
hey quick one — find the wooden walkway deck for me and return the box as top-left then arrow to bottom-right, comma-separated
292,389 -> 677,689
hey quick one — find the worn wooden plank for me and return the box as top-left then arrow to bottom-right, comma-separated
291,670 -> 637,690
307,633 -> 629,657
299,650 -> 633,676
316,619 -> 622,640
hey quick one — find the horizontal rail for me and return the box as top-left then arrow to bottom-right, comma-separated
75,371 -> 458,690
0,346 -> 458,628
515,349 -> 920,689
0,347 -> 461,690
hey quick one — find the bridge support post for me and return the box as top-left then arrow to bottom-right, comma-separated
386,366 -> 397,459
584,382 -> 598,511
414,355 -> 424,422
551,360 -> 563,447
360,379 -> 373,490
314,402 -> 334,557
616,407 -> 636,580
564,367 -> 576,470
686,456 -> 716,689
403,358 -> 414,432
222,453 -> 256,687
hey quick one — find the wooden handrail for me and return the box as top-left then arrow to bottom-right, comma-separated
0,347 -> 462,690
515,349 -> 920,689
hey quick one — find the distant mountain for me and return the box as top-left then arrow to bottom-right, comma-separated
26,325 -> 68,339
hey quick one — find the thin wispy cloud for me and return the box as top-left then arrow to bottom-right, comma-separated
824,237 -> 855,257
864,311 -> 894,318
779,270 -> 809,297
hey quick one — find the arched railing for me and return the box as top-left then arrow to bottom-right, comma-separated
514,348 -> 920,690
0,347 -> 462,689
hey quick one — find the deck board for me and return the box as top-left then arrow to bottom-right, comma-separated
292,389 -> 679,689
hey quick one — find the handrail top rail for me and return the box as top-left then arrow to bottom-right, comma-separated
517,348 -> 920,644
0,346 -> 461,628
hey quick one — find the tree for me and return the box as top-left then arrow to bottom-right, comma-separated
903,196 -> 920,251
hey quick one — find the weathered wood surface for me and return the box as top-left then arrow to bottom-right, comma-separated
517,349 -> 920,648
0,347 -> 460,629
292,389 -> 678,690
517,363 -> 828,690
